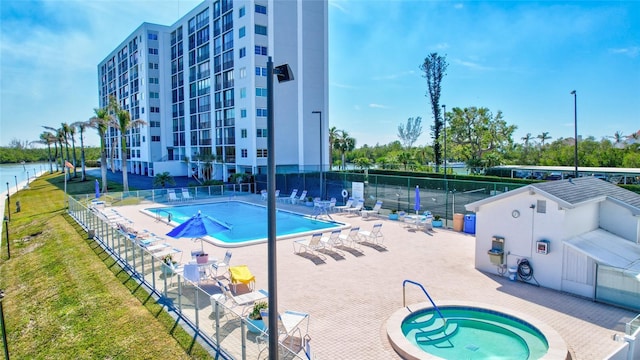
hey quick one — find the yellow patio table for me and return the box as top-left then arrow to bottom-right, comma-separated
229,265 -> 256,292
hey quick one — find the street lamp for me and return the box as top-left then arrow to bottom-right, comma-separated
13,176 -> 17,193
5,183 -> 9,222
0,289 -> 8,359
570,90 -> 578,178
312,111 -> 323,199
267,56 -> 294,360
442,104 -> 448,228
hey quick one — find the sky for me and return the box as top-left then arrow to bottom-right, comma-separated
1,0 -> 639,149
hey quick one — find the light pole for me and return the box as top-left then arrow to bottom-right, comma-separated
267,57 -> 293,360
570,90 -> 578,178
5,183 -> 9,222
13,176 -> 17,193
312,111 -> 323,199
442,104 -> 448,228
3,217 -> 9,259
0,289 -> 8,359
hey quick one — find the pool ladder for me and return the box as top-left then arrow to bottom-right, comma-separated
403,279 -> 450,336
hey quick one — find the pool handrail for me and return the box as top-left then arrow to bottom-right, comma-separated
402,279 -> 447,329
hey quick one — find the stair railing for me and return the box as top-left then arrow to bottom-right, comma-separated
403,279 -> 447,329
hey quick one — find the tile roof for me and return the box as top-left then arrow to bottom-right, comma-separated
532,177 -> 640,209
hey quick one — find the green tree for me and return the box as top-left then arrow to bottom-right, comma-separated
333,130 -> 356,170
71,119 -> 91,181
67,123 -> 78,178
448,107 -> 516,173
90,106 -> 112,193
397,116 -> 423,149
153,172 -> 176,188
328,126 -> 339,170
419,52 -> 448,171
38,131 -> 56,173
537,132 -> 552,147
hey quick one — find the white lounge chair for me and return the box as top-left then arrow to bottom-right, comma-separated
260,189 -> 267,201
334,197 -> 354,212
274,189 -> 280,201
344,199 -> 365,215
182,263 -> 203,285
283,189 -> 298,203
259,309 -> 310,351
358,223 -> 384,245
181,188 -> 193,201
293,233 -> 325,259
293,190 -> 307,204
361,200 -> 383,218
211,250 -> 232,278
320,229 -> 344,254
167,189 -> 179,202
339,227 -> 362,249
211,280 -> 268,316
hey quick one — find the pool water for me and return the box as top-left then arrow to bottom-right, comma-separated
401,307 -> 549,359
146,201 -> 343,246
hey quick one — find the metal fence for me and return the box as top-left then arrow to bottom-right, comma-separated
67,195 -> 305,360
255,171 -> 526,225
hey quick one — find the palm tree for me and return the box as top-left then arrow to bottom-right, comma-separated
37,131 -> 56,173
114,108 -> 147,192
328,126 -> 339,170
333,129 -> 356,170
71,120 -> 91,181
89,107 -> 111,193
42,125 -> 63,171
537,132 -> 552,147
67,124 -> 78,178
521,133 -> 533,147
153,172 -> 176,188
61,122 -> 72,167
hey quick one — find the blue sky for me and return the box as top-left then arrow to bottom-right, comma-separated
1,0 -> 638,149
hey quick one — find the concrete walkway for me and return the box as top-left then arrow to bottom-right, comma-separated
109,195 -> 637,360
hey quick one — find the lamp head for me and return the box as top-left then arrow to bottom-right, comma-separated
570,90 -> 576,95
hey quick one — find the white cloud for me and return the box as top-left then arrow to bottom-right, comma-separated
453,58 -> 493,71
609,46 -> 639,58
369,103 -> 389,109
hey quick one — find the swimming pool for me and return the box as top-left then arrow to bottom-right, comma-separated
144,201 -> 345,247
387,301 -> 568,359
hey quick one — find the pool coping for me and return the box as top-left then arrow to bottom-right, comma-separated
139,199 -> 351,248
386,300 -> 569,360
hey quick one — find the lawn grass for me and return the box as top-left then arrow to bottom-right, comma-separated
0,172 -> 213,359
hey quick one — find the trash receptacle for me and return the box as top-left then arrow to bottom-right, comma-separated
464,214 -> 476,234
453,213 -> 464,232
508,266 -> 518,281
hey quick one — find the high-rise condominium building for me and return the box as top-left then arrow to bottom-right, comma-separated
97,0 -> 328,181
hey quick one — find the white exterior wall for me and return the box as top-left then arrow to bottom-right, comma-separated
474,191 -> 571,291
600,200 -> 640,243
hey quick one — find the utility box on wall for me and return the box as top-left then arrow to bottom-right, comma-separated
488,236 -> 505,265
536,240 -> 549,255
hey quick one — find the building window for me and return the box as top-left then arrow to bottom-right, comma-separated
149,92 -> 159,99
148,48 -> 158,55
240,109 -> 247,118
255,25 -> 267,36
255,66 -> 268,76
241,149 -> 248,158
241,129 -> 247,138
255,87 -> 267,97
148,33 -> 158,40
254,46 -> 267,55
239,26 -> 246,38
256,128 -> 267,137
257,149 -> 268,157
151,135 -> 161,142
239,6 -> 246,17
239,67 -> 247,79
256,108 -> 267,117
239,47 -> 246,58
255,4 -> 267,14
240,87 -> 246,99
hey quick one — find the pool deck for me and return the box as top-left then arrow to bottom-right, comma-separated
111,195 -> 636,360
